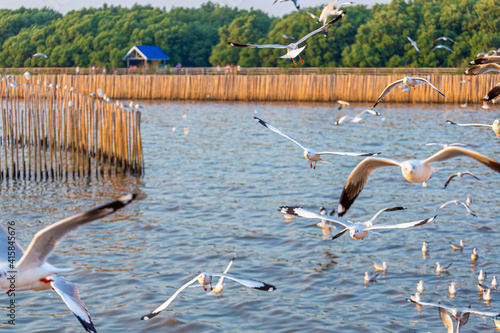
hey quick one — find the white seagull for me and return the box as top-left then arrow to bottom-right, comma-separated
422,242 -> 428,253
417,280 -> 425,293
29,52 -> 48,59
273,0 -> 300,10
140,269 -> 276,320
228,12 -> 345,66
443,171 -> 479,188
207,257 -> 235,298
335,109 -> 380,125
471,248 -> 479,262
465,63 -> 500,75
364,272 -> 379,282
411,292 -> 421,302
446,119 -> 500,137
437,199 -> 476,217
337,146 -> 500,217
0,194 -> 137,332
372,77 -> 447,109
315,1 -> 353,36
435,36 -> 455,43
407,298 -> 500,324
279,206 -> 435,241
282,34 -> 295,40
492,276 -> 498,288
429,45 -> 454,53
436,262 -> 452,274
406,36 -> 420,53
337,99 -> 350,110
438,305 -> 467,333
254,117 -> 380,169
478,270 -> 486,282
373,261 -> 387,271
449,282 -> 457,295
449,240 -> 464,251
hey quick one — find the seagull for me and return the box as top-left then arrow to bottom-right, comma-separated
469,55 -> 500,65
337,146 -> 500,217
372,77 -> 447,109
411,291 -> 422,302
207,257 -> 235,298
406,36 -> 420,53
471,248 -> 479,262
337,100 -> 350,110
253,117 -> 380,169
407,298 -> 500,323
483,288 -> 492,301
364,272 -> 379,282
279,206 -> 435,240
0,194 -> 136,332
422,242 -> 429,253
483,82 -> 500,102
446,119 -> 500,137
305,11 -> 320,20
449,282 -> 457,295
140,270 -> 276,320
373,261 -> 387,271
437,200 -> 477,217
438,305 -> 468,333
23,71 -> 31,80
443,171 -> 480,188
417,280 -> 425,293
492,276 -> 498,289
29,52 -> 48,59
436,262 -> 453,274
282,34 -> 295,40
465,63 -> 500,75
429,45 -> 454,53
479,270 -> 486,282
316,1 -> 354,36
435,36 -> 455,43
317,206 -> 336,235
273,0 -> 300,10
335,110 -> 380,125
228,13 -> 345,66
449,240 -> 464,251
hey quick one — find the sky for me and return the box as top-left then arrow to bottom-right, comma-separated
1,0 -> 390,17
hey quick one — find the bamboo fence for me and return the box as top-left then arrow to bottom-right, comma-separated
0,76 -> 143,181
4,73 -> 498,104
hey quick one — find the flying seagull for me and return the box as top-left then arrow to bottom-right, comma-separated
337,147 -> 500,217
437,199 -> 477,217
465,63 -> 500,75
273,0 -> 300,10
434,36 -> 455,43
483,82 -> 500,102
0,194 -> 137,332
207,257 -> 235,298
372,77 -> 447,109
29,52 -> 48,58
282,34 -> 295,40
228,12 -> 345,66
279,206 -> 435,240
429,45 -> 453,53
315,1 -> 353,36
406,36 -> 420,53
335,109 -> 380,125
140,269 -> 276,320
253,117 -> 380,169
469,55 -> 500,65
446,119 -> 500,137
443,171 -> 479,188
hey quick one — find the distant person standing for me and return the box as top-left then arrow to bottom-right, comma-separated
176,62 -> 182,74
217,64 -> 221,74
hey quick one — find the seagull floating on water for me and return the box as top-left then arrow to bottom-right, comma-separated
471,248 -> 479,262
411,291 -> 421,302
279,206 -> 434,240
449,282 -> 457,295
449,240 -> 464,251
478,270 -> 486,282
372,77 -> 447,109
228,13 -> 344,66
492,276 -> 498,289
446,119 -> 500,137
254,117 -> 380,169
337,146 -> 500,217
436,262 -> 452,274
140,265 -> 276,320
373,261 -> 387,271
364,272 -> 379,282
437,199 -> 477,217
0,194 -> 136,332
422,242 -> 428,253
417,280 -> 425,293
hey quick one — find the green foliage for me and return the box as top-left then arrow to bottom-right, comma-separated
0,0 -> 498,68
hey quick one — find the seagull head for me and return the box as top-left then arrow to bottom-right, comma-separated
197,273 -> 212,286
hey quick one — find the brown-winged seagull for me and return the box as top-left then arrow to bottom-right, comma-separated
337,147 -> 500,217
372,77 -> 447,109
446,119 -> 500,137
443,171 -> 479,188
469,55 -> 500,65
228,12 -> 344,66
437,199 -> 477,218
254,117 -> 380,169
484,82 -> 500,102
0,194 -> 137,333
465,63 -> 500,75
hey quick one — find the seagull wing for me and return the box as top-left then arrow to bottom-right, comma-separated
214,256 -> 236,288
362,206 -> 407,226
459,311 -> 470,328
336,1 -> 354,10
207,273 -> 276,291
413,78 -> 448,99
407,298 -> 455,313
296,11 -> 345,45
338,157 -> 402,217
319,0 -> 339,22
227,42 -> 290,50
279,206 -> 352,228
367,215 -> 435,230
141,275 -> 200,320
372,79 -> 405,109
437,200 -> 457,210
438,306 -> 454,333
423,147 -> 500,172
335,115 -> 352,125
50,276 -> 96,333
446,120 -> 492,128
315,151 -> 380,156
254,117 -> 308,150
469,55 -> 500,65
443,174 -> 458,188
464,308 -> 500,317
484,82 -> 500,101
16,194 -> 136,271
463,171 -> 479,180
466,63 -> 500,75
458,201 -> 476,217
306,12 -> 320,20
331,228 -> 348,240
0,224 -> 24,265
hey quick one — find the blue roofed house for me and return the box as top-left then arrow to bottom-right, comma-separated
122,45 -> 170,69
